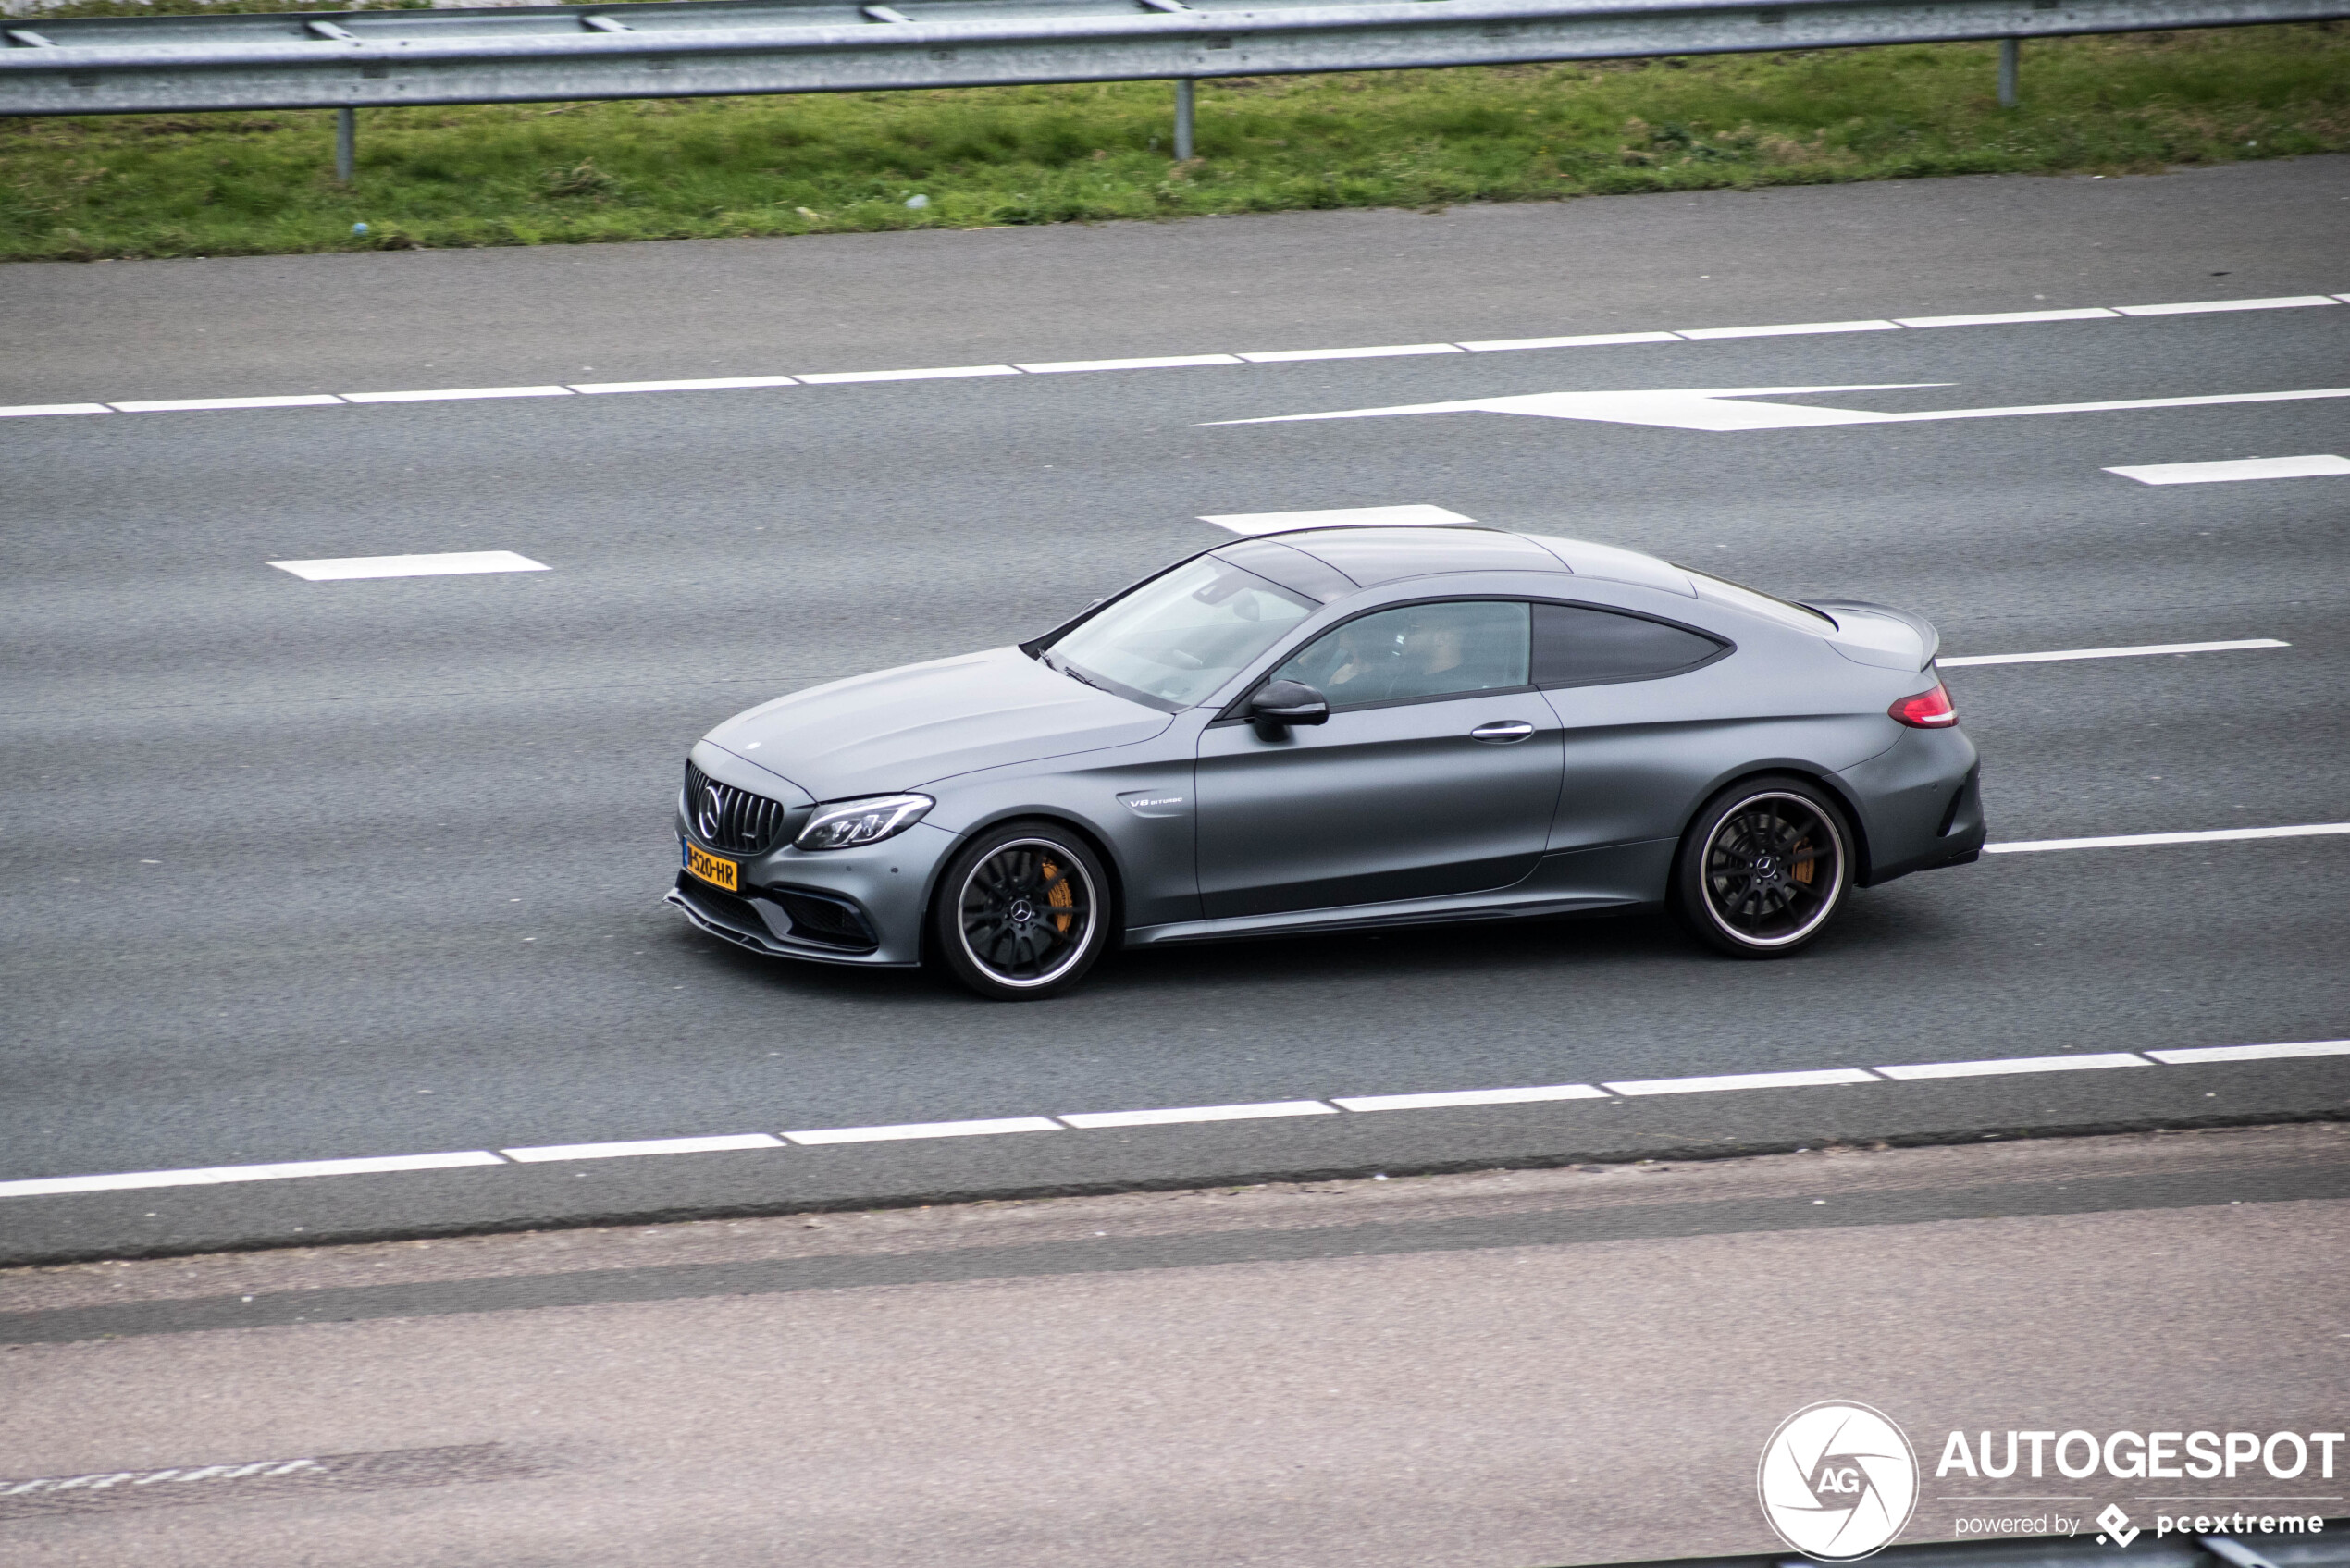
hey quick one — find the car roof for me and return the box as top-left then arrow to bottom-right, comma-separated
1213,525 -> 1696,599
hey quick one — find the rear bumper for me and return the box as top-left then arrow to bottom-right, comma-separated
1837,726 -> 1985,887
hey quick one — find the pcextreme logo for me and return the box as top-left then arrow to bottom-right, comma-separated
1758,1401 -> 1923,1562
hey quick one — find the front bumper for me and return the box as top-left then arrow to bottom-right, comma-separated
664,815 -> 955,968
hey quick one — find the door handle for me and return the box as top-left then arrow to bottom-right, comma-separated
1469,720 -> 1536,744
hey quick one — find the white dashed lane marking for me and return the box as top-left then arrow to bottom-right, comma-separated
2105,454 -> 2350,485
572,376 -> 799,395
268,550 -> 550,582
1603,1068 -> 1881,1096
2111,295 -> 2343,316
1940,638 -> 2290,666
1873,1053 -> 2151,1080
5,290 -> 2340,420
2,1041 -> 2344,1200
1332,1084 -> 1608,1112
784,1117 -> 1063,1145
1984,823 -> 2350,854
340,385 -> 573,404
501,1133 -> 785,1163
1058,1100 -> 1341,1129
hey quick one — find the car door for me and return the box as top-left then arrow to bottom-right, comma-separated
1195,599 -> 1562,919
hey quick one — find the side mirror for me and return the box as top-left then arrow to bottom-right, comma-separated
1248,680 -> 1329,732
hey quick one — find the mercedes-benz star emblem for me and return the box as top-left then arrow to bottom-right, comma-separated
698,785 -> 725,841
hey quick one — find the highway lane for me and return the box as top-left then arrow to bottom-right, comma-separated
4,154 -> 2345,404
2,162 -> 2346,1259
2,1128 -> 2345,1567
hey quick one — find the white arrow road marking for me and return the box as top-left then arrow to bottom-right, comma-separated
269,550 -> 550,581
1210,384 -> 2350,433
2105,454 -> 2350,484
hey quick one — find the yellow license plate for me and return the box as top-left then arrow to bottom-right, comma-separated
684,841 -> 738,892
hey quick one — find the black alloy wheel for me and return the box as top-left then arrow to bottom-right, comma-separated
932,822 -> 1111,1000
1672,776 -> 1852,957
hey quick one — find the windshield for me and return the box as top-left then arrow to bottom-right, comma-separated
1050,557 -> 1317,707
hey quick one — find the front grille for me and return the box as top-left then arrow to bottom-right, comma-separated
684,759 -> 789,855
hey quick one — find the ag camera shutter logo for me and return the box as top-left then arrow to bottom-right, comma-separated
1759,1401 -> 1921,1561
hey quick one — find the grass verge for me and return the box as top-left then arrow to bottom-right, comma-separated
3,22 -> 2346,261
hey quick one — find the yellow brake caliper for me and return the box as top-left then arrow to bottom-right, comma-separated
1041,858 -> 1075,932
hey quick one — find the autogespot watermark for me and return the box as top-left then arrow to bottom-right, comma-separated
1759,1401 -> 1922,1562
1762,1407 -> 2344,1561
1936,1428 -> 2344,1549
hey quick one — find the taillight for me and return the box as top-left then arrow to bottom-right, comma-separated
1889,681 -> 1959,729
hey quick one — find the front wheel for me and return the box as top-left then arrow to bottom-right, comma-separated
931,821 -> 1112,1000
1671,776 -> 1853,958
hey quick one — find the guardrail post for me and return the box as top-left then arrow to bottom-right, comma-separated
336,105 -> 355,182
1998,37 -> 2020,106
1173,78 -> 1194,160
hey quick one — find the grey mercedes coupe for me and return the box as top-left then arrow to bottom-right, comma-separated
668,525 -> 1983,1000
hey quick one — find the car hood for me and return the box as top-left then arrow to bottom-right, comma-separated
702,645 -> 1175,802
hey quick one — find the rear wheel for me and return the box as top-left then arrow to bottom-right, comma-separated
1672,777 -> 1852,957
931,821 -> 1111,1000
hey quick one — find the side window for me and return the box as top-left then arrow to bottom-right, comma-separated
1532,602 -> 1725,688
1269,600 -> 1530,710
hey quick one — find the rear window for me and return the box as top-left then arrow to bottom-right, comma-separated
1532,602 -> 1726,687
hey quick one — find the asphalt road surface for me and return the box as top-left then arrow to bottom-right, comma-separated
3,1128 -> 2345,1567
3,156 -> 2347,1262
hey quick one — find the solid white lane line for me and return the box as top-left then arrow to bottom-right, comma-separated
2105,454 -> 2350,485
2146,1040 -> 2350,1065
20,291 -> 2348,423
108,394 -> 345,413
1459,331 -> 1683,352
784,1117 -> 1062,1145
2112,295 -> 2340,316
571,376 -> 798,394
268,550 -> 550,582
1057,1100 -> 1340,1129
1236,343 -> 1462,363
1017,353 -> 1244,373
1874,1053 -> 2150,1080
1986,823 -> 2350,854
500,1133 -> 785,1162
1333,1084 -> 1606,1112
1894,308 -> 2121,328
1675,319 -> 1902,340
1198,503 -> 1474,535
340,385 -> 574,403
1603,1068 -> 1880,1096
0,1151 -> 503,1199
1940,638 -> 2290,666
794,364 -> 1020,383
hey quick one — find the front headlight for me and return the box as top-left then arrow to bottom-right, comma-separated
795,794 -> 934,851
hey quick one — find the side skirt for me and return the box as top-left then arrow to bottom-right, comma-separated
1126,840 -> 1672,948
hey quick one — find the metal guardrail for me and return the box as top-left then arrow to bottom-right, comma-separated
6,0 -> 2346,117
2,0 -> 2344,177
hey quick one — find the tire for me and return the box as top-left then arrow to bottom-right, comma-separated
931,821 -> 1113,1001
1671,775 -> 1853,958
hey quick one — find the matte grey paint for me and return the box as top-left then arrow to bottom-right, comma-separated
668,527 -> 1983,970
